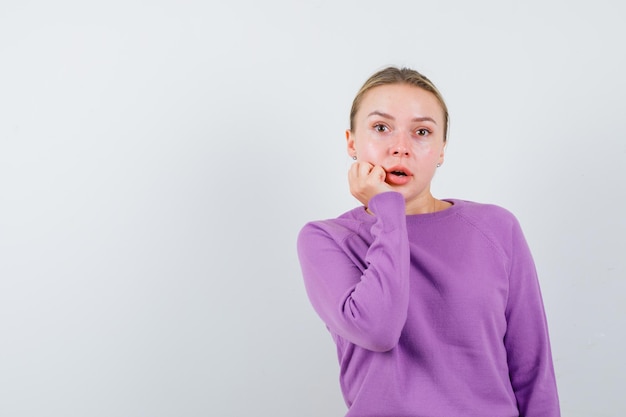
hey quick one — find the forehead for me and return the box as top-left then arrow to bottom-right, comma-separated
358,83 -> 444,121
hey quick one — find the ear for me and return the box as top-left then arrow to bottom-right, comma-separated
346,129 -> 357,158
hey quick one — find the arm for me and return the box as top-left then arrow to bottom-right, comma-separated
504,219 -> 560,416
296,192 -> 410,352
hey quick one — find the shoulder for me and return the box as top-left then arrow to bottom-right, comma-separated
448,199 -> 528,256
297,206 -> 369,247
299,192 -> 405,244
451,199 -> 521,230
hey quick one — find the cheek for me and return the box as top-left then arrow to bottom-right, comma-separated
412,144 -> 438,159
417,142 -> 444,158
357,138 -> 386,157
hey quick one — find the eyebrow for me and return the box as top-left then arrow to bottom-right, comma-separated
367,110 -> 438,124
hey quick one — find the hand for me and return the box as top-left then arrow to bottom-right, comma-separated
348,161 -> 393,207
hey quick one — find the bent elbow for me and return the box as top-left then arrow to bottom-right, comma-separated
357,323 -> 403,352
367,338 -> 400,352
341,299 -> 406,352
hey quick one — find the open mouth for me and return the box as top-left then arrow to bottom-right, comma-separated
385,167 -> 412,185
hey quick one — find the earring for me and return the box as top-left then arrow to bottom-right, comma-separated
352,156 -> 357,160
436,163 -> 441,168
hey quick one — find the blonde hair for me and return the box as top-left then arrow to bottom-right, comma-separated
349,67 -> 449,142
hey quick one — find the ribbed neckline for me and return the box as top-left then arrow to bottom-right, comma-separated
353,198 -> 464,224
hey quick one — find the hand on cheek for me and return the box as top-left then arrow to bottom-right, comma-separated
348,161 -> 393,207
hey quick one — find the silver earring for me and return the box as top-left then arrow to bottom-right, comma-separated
352,156 -> 357,160
436,163 -> 441,168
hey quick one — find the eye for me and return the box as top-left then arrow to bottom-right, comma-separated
416,128 -> 431,136
373,123 -> 389,133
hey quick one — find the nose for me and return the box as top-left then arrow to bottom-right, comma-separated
392,147 -> 409,157
390,133 -> 410,157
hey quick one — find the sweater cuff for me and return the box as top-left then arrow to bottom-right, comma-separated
368,192 -> 406,231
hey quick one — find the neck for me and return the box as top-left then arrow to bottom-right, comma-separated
404,194 -> 449,215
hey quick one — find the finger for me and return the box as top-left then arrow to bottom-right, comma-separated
369,165 -> 387,182
357,161 -> 374,178
348,161 -> 360,181
349,161 -> 369,181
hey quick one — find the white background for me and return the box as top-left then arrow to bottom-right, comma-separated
1,1 -> 624,416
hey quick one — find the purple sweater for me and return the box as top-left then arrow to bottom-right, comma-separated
297,192 -> 559,417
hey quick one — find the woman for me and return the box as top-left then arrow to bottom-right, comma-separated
297,67 -> 560,416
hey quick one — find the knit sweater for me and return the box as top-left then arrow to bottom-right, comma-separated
297,192 -> 560,417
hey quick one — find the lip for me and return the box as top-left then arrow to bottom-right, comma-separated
385,165 -> 413,186
386,165 -> 413,176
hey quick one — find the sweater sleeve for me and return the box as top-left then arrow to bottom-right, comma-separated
504,218 -> 560,417
296,192 -> 410,352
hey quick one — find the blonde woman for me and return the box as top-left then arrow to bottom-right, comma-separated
297,67 -> 560,417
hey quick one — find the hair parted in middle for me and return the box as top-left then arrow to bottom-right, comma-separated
349,66 -> 449,142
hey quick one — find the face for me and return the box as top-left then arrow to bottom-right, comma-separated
346,83 -> 446,211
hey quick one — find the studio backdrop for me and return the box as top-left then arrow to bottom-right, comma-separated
1,1 -> 624,416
